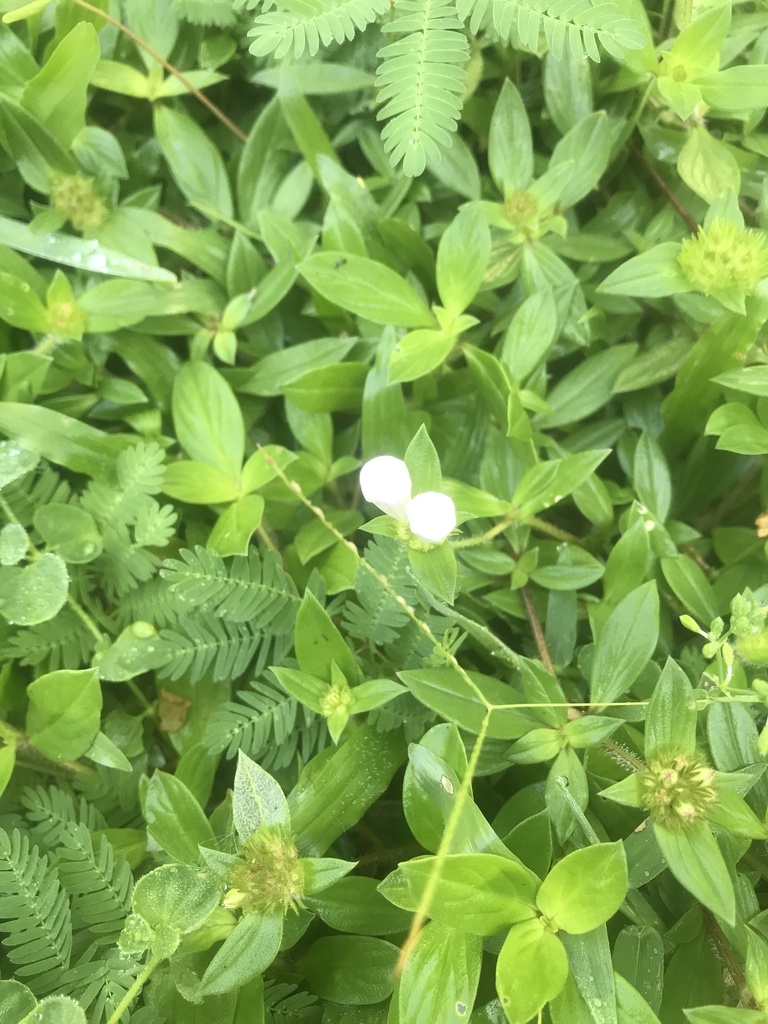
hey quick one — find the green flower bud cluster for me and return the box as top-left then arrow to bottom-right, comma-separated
640,755 -> 717,828
223,825 -> 304,916
677,219 -> 768,297
51,173 -> 108,232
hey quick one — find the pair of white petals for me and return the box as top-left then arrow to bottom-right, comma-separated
359,456 -> 457,544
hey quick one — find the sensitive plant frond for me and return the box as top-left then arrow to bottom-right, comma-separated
160,546 -> 299,630
342,537 -> 418,647
56,824 -> 133,946
206,677 -> 299,758
155,614 -> 263,683
81,442 -> 170,530
1,609 -> 96,672
0,829 -> 72,996
263,980 -> 320,1023
2,464 -> 73,527
457,0 -> 646,61
113,577 -> 181,630
61,944 -> 142,1024
247,0 -> 390,58
21,786 -> 107,853
376,0 -> 469,176
206,676 -> 328,770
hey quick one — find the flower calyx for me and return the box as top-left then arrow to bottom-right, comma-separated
224,825 -> 304,916
640,754 -> 718,828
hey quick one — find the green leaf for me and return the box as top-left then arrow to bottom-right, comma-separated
142,770 -> 215,864
677,127 -> 740,204
198,912 -> 282,996
598,243 -> 691,298
0,271 -> 48,331
207,494 -> 265,556
388,328 -> 455,384
644,658 -> 697,762
131,862 -> 222,936
290,725 -> 406,856
496,918 -> 569,1024
298,936 -> 398,1004
0,215 -> 175,282
282,362 -> 368,413
436,205 -> 490,316
299,253 -> 435,328
26,667 -> 101,761
0,980 -> 36,1023
399,922 -> 482,1024
295,589 -> 358,684
306,876 -> 412,935
154,105 -> 233,217
350,678 -> 406,714
654,820 -> 736,925
22,23 -> 99,149
513,450 -> 610,518
398,667 -> 538,739
20,997 -> 86,1024
590,582 -> 659,705
162,461 -> 242,504
0,440 -> 38,490
660,554 -> 719,625
698,66 -> 768,112
408,544 -> 457,604
0,552 -> 69,626
0,403 -> 133,477
536,843 -> 627,934
501,289 -> 558,382
33,503 -> 101,564
633,431 -> 672,523
488,80 -> 533,196
172,361 -> 244,479
232,750 -> 290,842
387,853 -> 539,935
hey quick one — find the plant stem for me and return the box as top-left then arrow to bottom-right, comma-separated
71,0 -> 247,142
629,143 -> 698,233
395,713 -> 490,973
520,585 -> 556,676
105,956 -> 160,1024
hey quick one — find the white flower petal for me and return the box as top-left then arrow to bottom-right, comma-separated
359,456 -> 412,521
407,492 -> 457,544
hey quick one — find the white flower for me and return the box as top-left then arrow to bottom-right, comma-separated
359,456 -> 412,521
407,491 -> 457,544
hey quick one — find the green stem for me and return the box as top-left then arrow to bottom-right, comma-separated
105,956 -> 160,1024
396,712 -> 490,972
524,516 -> 584,545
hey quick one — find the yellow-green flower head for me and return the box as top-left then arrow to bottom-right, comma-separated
224,825 -> 304,915
677,219 -> 768,296
51,173 -> 108,233
640,754 -> 717,828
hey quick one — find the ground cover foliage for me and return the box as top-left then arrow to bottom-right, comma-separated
2,0 -> 768,1021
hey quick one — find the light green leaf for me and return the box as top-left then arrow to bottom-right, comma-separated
233,750 -> 290,841
26,667 -> 101,761
496,918 -> 569,1024
299,253 -> 435,328
0,552 -> 69,627
154,106 -> 233,217
590,582 -> 659,705
535,843 -> 627,934
172,361 -> 244,479
654,820 -> 735,925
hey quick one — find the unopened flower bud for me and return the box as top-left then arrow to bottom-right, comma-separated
359,456 -> 412,521
406,491 -> 457,544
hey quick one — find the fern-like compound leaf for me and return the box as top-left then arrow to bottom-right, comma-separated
21,786 -> 107,854
61,944 -> 141,1024
0,829 -> 72,995
156,614 -> 262,683
1,609 -> 96,672
206,678 -> 299,758
160,546 -> 299,630
343,537 -> 417,647
247,0 -> 389,59
376,0 -> 469,176
56,824 -> 132,945
457,0 -> 646,61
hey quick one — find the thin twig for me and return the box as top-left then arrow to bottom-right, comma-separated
520,584 -> 557,677
629,143 -> 698,233
72,0 -> 247,142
